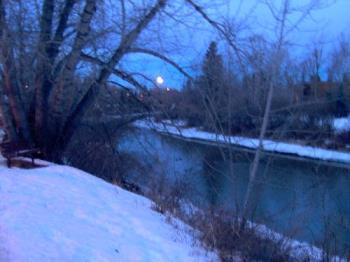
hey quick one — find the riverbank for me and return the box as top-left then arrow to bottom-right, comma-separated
0,142 -> 345,260
134,119 -> 350,165
0,160 -> 216,261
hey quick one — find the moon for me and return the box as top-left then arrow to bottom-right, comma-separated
156,76 -> 164,85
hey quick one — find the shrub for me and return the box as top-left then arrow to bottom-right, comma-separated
336,131 -> 350,146
64,123 -> 133,184
188,209 -> 295,262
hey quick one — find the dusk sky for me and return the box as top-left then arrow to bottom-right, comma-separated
118,0 -> 350,89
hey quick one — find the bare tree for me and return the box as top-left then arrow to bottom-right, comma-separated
1,0 -> 250,162
328,36 -> 350,82
240,0 -> 330,225
0,0 -> 169,160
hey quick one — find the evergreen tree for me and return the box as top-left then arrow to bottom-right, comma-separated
335,83 -> 348,117
202,42 -> 224,104
199,41 -> 225,129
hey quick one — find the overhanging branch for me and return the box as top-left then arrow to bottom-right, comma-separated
185,0 -> 247,70
127,47 -> 193,80
80,52 -> 148,91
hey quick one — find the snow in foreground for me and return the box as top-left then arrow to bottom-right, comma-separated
135,119 -> 350,164
0,163 -> 217,262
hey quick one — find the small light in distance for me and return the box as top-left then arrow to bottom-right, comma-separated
156,76 -> 164,85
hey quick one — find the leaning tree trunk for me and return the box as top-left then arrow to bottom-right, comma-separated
240,0 -> 289,229
1,64 -> 33,144
48,0 -> 97,143
241,80 -> 274,226
0,0 -> 32,144
33,0 -> 78,155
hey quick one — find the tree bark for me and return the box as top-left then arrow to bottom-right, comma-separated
241,80 -> 274,223
50,0 -> 77,63
49,0 -> 97,140
0,83 -> 17,142
34,0 -> 55,146
0,0 -> 32,144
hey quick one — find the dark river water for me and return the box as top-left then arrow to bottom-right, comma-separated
118,128 -> 350,255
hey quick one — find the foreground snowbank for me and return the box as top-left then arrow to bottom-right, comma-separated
135,119 -> 350,165
0,163 -> 216,262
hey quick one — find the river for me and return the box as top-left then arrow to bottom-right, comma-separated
118,127 -> 350,255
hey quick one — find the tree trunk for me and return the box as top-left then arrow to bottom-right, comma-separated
34,0 -> 77,153
34,0 -> 55,147
241,80 -> 274,227
0,0 -> 32,144
49,0 -> 97,139
0,83 -> 18,142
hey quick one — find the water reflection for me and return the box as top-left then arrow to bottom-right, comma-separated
118,128 -> 350,254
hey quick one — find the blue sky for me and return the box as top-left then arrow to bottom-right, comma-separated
117,0 -> 350,89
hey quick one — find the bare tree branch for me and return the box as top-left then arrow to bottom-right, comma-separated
50,0 -> 77,63
185,0 -> 247,71
59,0 -> 167,154
127,47 -> 193,80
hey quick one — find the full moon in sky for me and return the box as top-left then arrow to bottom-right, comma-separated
156,76 -> 164,85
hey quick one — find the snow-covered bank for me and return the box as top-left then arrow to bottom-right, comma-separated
0,163 -> 217,262
333,116 -> 350,134
246,221 -> 342,261
135,119 -> 350,165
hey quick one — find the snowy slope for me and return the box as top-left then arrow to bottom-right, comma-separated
0,163 -> 217,262
135,119 -> 350,164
